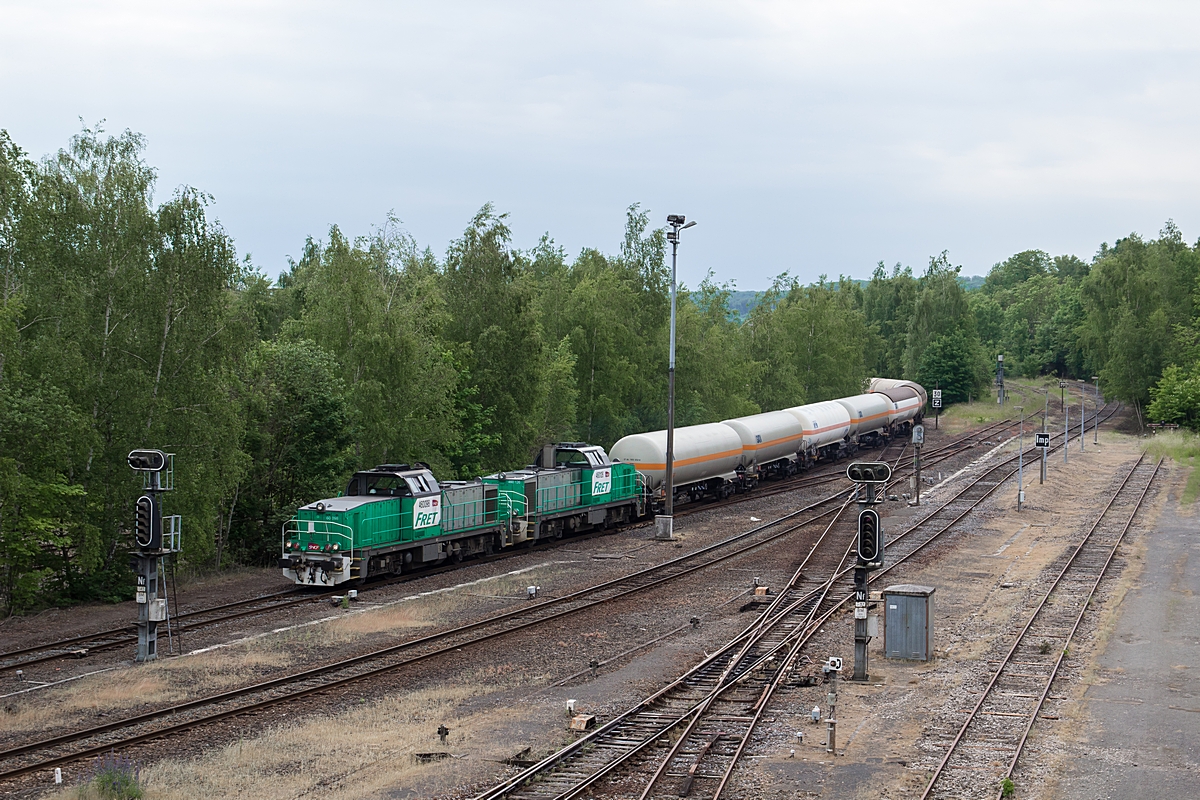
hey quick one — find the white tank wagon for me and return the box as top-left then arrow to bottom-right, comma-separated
610,422 -> 747,500
834,393 -> 894,447
785,401 -> 852,465
722,410 -> 808,479
868,377 -> 928,409
874,385 -> 924,431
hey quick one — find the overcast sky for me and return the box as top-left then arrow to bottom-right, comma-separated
3,1 -> 1199,288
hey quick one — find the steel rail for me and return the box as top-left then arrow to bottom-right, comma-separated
0,410 -> 1064,784
472,402 -> 1117,800
0,414 -> 1009,674
996,457 -> 1160,797
0,473 -> 880,782
633,501 -> 859,800
916,454 -> 1160,800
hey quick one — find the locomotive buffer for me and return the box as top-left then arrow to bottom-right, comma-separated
847,461 -> 888,681
127,450 -> 182,662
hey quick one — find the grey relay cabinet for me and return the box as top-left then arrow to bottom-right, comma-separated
883,584 -> 936,661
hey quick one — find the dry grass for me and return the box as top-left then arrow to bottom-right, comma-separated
1143,430 -> 1200,503
0,649 -> 291,734
6,563 -> 567,736
936,377 -> 1059,433
53,681 -> 527,800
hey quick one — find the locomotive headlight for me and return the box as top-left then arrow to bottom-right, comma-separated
332,543 -> 340,552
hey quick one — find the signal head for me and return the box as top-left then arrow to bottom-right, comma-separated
856,507 -> 883,569
135,495 -> 157,549
128,450 -> 166,472
846,461 -> 891,484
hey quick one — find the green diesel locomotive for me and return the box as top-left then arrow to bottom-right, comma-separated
280,443 -> 645,586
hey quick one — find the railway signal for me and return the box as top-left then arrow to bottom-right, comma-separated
847,462 -> 886,682
128,449 -> 180,663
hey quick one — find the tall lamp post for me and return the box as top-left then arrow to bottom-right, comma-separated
1092,376 -> 1101,444
657,214 -> 696,541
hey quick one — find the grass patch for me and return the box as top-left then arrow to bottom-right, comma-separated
0,649 -> 292,734
936,378 -> 1053,432
50,682 -> 515,800
1143,431 -> 1200,503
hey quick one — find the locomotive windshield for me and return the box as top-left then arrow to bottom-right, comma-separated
347,474 -> 412,497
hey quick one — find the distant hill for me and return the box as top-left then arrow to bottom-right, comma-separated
721,276 -> 983,319
727,290 -> 762,318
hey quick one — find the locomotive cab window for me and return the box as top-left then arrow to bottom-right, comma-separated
555,450 -> 590,467
346,473 -> 413,497
367,475 -> 409,497
405,472 -> 439,495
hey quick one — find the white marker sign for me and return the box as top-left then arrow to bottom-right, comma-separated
413,495 -> 442,529
591,468 -> 612,496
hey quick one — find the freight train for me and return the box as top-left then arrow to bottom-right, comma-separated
279,378 -> 926,586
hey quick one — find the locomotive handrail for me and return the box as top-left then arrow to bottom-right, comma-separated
496,489 -> 528,519
280,520 -> 356,567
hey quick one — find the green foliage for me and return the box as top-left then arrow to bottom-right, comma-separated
1001,777 -> 1015,797
863,262 -> 916,378
745,275 -> 869,410
1080,223 -> 1199,415
675,276 -> 760,424
8,121 -> 1200,603
904,252 -> 975,379
1148,365 -> 1200,429
227,340 -> 353,565
916,330 -> 986,404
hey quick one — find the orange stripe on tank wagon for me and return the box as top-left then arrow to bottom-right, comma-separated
801,422 -> 850,436
628,447 -> 745,471
743,432 -> 805,451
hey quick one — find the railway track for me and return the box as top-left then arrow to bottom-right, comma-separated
0,588 -> 318,673
470,402 -> 1120,800
0,414 -> 1017,677
0,414 -> 1033,784
919,453 -> 1161,800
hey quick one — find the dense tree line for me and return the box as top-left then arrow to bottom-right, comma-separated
2,127 -> 1198,612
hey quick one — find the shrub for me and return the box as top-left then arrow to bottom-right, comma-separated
92,753 -> 143,800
